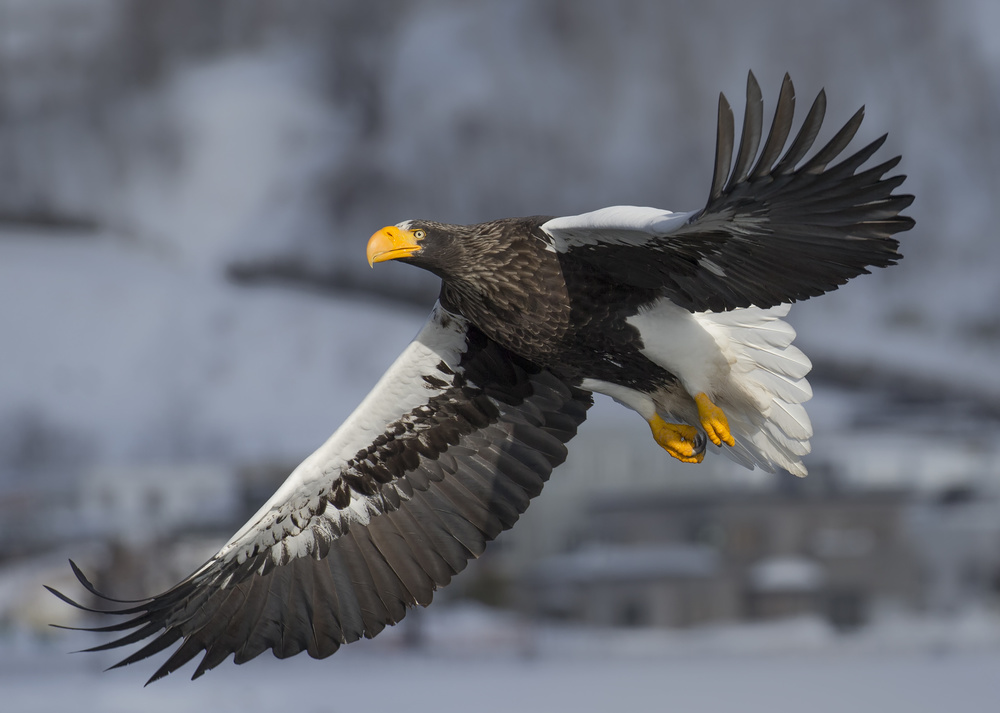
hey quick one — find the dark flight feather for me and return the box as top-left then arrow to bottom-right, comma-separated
555,71 -> 913,313
50,309 -> 591,684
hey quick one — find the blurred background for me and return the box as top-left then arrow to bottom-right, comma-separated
2,0 -> 1000,711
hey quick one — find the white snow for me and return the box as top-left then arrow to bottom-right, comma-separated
2,605 -> 1000,713
111,49 -> 347,273
791,287 -> 1000,400
0,229 -> 428,466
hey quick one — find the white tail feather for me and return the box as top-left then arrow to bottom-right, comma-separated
695,305 -> 813,477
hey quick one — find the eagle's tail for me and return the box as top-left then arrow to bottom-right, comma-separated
695,305 -> 813,477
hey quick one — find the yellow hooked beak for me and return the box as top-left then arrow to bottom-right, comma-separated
366,226 -> 422,267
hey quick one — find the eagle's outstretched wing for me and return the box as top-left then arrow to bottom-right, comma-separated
49,304 -> 591,683
541,71 -> 914,312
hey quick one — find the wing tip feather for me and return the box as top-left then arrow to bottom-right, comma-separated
47,324 -> 592,684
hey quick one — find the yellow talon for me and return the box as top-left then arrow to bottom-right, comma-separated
648,415 -> 706,463
695,392 -> 735,447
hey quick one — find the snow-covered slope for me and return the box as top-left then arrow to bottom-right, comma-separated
2,0 -> 999,478
0,229 -> 427,466
3,0 -> 998,321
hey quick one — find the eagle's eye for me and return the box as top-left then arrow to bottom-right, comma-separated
413,229 -> 426,239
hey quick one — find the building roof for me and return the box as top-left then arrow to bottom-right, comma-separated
748,556 -> 826,592
534,543 -> 719,584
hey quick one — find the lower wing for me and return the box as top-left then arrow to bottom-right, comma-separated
49,303 -> 592,683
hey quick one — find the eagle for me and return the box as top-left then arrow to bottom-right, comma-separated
51,73 -> 913,683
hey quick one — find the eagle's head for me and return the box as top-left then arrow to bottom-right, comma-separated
367,219 -> 522,285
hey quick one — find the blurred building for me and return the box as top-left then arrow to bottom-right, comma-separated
522,434 -> 1000,631
79,463 -> 239,543
4,404 -> 1000,636
530,484 -> 917,630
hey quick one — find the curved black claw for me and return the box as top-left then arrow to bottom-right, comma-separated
692,431 -> 708,456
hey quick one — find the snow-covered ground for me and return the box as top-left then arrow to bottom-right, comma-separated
4,606 -> 1000,713
6,648 -> 999,713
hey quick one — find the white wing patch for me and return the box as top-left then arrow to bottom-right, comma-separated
221,304 -> 470,560
541,206 -> 696,251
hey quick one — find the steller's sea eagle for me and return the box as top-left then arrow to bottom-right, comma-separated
51,73 -> 913,683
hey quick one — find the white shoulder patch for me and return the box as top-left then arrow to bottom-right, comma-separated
540,206 -> 696,251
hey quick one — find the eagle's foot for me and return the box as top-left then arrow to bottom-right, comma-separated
695,392 -> 735,447
648,415 -> 706,463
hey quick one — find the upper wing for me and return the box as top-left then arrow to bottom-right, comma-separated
541,72 -> 915,312
49,304 -> 591,683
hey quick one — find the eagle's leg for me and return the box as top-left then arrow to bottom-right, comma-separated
694,392 -> 735,447
648,415 -> 706,463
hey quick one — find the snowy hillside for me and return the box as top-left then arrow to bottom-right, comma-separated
2,0 -> 998,483
0,228 -> 427,467
2,0 -> 998,324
